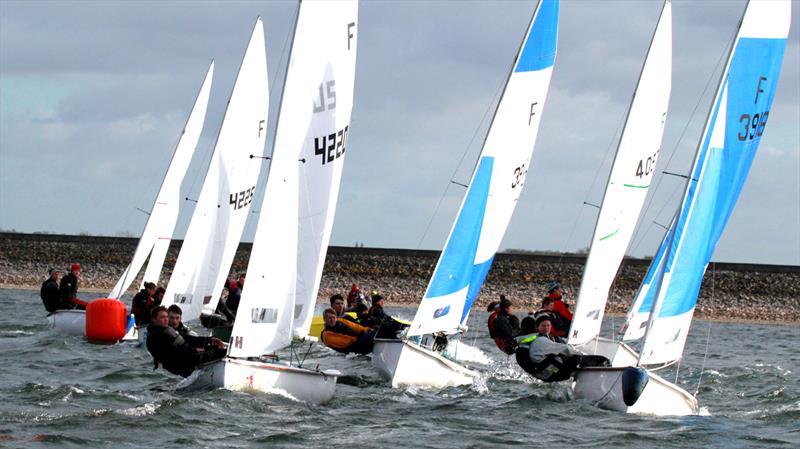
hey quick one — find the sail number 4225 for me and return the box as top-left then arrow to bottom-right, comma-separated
230,185 -> 256,210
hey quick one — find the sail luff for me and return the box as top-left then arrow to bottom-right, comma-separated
407,0 -> 559,337
109,61 -> 214,299
568,1 -> 672,346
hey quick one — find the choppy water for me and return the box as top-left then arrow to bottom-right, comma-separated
1,288 -> 798,448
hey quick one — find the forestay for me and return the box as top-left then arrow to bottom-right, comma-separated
408,0 -> 559,337
624,0 -> 790,365
162,19 -> 268,323
567,1 -> 671,346
293,1 -> 359,338
109,62 -> 214,299
228,1 -> 359,356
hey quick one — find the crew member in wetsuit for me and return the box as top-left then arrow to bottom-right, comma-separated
488,296 -> 520,354
58,263 -> 88,310
486,299 -> 501,340
320,308 -> 376,354
546,281 -> 573,337
515,315 -> 609,382
345,283 -> 369,311
40,268 -> 62,313
131,282 -> 157,325
534,297 -> 569,337
146,306 -> 226,378
369,294 -> 408,339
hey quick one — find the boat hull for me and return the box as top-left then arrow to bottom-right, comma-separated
180,357 -> 339,404
572,337 -> 639,367
572,367 -> 698,416
47,310 -> 86,336
372,338 -> 479,388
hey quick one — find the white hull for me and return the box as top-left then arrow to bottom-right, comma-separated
47,310 -> 86,336
372,338 -> 479,389
572,337 -> 639,367
180,357 -> 339,404
572,367 -> 698,416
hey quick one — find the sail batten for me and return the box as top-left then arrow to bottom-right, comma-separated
408,0 -> 559,337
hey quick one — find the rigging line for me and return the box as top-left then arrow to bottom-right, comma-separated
414,69 -> 506,250
628,24 -> 739,257
695,262 -> 714,397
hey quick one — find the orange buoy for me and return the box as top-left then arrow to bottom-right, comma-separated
85,298 -> 128,343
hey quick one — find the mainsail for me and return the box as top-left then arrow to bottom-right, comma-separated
624,0 -> 790,365
407,0 -> 559,337
162,18 -> 268,322
567,1 -> 671,346
228,1 -> 359,357
109,62 -> 214,299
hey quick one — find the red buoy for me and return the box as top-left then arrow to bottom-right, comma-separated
85,298 -> 128,343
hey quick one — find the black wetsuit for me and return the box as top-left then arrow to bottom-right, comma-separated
492,311 -> 520,354
58,273 -> 81,310
40,278 -> 61,312
131,289 -> 153,325
146,324 -> 226,378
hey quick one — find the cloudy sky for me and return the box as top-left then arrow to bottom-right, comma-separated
1,0 -> 798,265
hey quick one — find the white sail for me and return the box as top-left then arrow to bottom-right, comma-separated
229,1 -> 359,356
568,1 -> 671,346
163,19 -> 268,323
109,62 -> 214,299
293,1 -> 359,338
631,0 -> 791,364
407,0 -> 559,337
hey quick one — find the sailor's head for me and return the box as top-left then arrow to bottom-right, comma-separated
330,294 -> 345,315
499,296 -> 513,314
167,304 -> 183,329
151,305 -> 168,327
355,303 -> 369,316
144,282 -> 156,295
372,294 -> 385,307
48,268 -> 61,280
520,316 -> 537,335
547,281 -> 561,294
323,308 -> 338,327
154,286 -> 166,300
70,263 -> 81,276
237,272 -> 246,285
541,297 -> 554,311
535,315 -> 552,335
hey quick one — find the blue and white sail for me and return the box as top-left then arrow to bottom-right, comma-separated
109,62 -> 214,299
623,0 -> 790,365
568,0 -> 671,346
408,0 -> 559,337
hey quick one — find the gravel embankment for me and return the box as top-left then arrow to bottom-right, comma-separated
2,232 -> 798,323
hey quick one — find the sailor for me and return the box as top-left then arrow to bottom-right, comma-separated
227,273 -> 245,314
515,314 -> 608,382
146,306 -> 226,378
486,299 -> 501,340
545,281 -> 573,337
40,268 -> 62,313
320,308 -> 377,354
354,303 -> 379,328
488,296 -> 520,355
369,294 -> 408,338
153,286 -> 165,306
534,297 -> 569,337
345,283 -> 369,311
58,263 -> 88,310
131,282 -> 157,326
167,304 -> 197,337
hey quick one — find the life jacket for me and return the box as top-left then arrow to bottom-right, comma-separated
146,324 -> 200,378
487,310 -> 499,338
321,318 -> 372,353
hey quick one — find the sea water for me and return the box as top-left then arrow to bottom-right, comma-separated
1,288 -> 797,448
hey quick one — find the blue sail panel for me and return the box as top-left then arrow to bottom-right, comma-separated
515,0 -> 558,72
426,157 -> 494,303
461,255 -> 495,323
656,37 -> 787,319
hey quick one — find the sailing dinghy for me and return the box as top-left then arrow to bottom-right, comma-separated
47,65 -> 215,340
160,18 -> 268,329
572,0 -> 791,416
372,0 -> 559,389
181,1 -> 358,404
566,0 -> 672,367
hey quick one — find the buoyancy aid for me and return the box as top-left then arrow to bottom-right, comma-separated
146,324 -> 201,378
487,310 -> 499,338
321,318 -> 372,353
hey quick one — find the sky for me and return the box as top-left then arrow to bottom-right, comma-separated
0,0 -> 798,265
